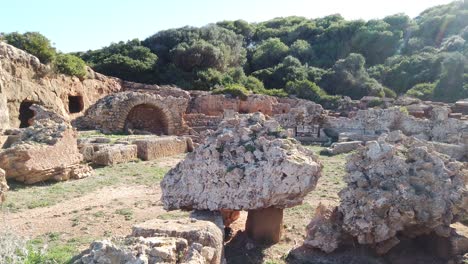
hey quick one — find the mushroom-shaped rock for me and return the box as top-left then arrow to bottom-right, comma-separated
161,113 -> 322,243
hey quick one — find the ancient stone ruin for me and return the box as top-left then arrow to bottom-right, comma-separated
0,105 -> 92,184
304,131 -> 468,257
74,212 -> 224,264
161,113 -> 322,243
75,91 -> 190,135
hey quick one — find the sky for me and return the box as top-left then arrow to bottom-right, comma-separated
0,0 -> 456,52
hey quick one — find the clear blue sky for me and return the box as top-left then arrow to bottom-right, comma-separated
1,0 -> 454,52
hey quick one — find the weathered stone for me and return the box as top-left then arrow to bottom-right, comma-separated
304,133 -> 468,254
303,204 -> 343,253
132,137 -> 190,161
161,113 -> 322,211
132,218 -> 224,264
322,141 -> 363,156
92,144 -> 137,166
74,237 -> 189,264
245,207 -> 284,244
0,168 -> 8,202
0,118 -> 93,184
220,209 -> 241,227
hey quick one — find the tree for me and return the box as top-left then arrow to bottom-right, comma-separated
285,79 -> 327,102
320,53 -> 384,99
78,39 -> 158,82
433,52 -> 467,102
251,38 -> 289,71
3,32 -> 56,63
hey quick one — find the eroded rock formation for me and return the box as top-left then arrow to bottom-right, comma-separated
161,112 -> 322,210
0,106 -> 92,184
305,132 -> 468,255
162,112 -> 322,243
0,42 -> 122,128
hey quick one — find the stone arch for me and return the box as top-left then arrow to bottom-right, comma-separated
115,97 -> 175,135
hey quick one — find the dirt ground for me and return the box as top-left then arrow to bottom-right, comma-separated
1,149 -> 467,264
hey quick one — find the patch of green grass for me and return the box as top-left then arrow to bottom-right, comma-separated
115,208 -> 134,221
2,161 -> 169,212
93,211 -> 105,218
156,210 -> 190,220
27,200 -> 50,209
25,234 -> 95,264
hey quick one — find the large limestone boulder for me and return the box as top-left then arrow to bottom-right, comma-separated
0,113 -> 92,184
305,132 -> 468,255
161,112 -> 322,211
162,112 -> 322,243
0,168 -> 8,202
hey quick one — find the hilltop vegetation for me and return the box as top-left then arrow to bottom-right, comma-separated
2,1 -> 467,102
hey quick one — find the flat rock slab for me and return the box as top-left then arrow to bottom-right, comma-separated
92,144 -> 137,166
132,136 -> 190,161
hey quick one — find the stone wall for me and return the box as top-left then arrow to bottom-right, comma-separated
75,91 -> 189,135
188,92 -> 282,116
0,42 -> 122,129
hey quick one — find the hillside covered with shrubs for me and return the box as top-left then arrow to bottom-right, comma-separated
2,1 -> 467,103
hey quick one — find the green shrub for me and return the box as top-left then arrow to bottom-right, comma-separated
253,88 -> 288,97
383,87 -> 397,98
3,32 -> 56,63
367,98 -> 384,107
54,54 -> 87,78
286,80 -> 327,102
405,82 -> 435,100
212,84 -> 250,100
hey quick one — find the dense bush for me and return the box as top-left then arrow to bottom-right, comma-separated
54,54 -> 87,78
212,84 -> 250,99
320,53 -> 384,99
3,32 -> 56,63
405,83 -> 436,100
285,79 -> 327,102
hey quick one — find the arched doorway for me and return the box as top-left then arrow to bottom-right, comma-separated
124,104 -> 169,135
19,101 -> 35,128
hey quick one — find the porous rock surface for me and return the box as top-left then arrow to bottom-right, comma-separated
75,216 -> 224,264
0,168 -> 8,202
0,111 -> 92,184
161,112 -> 322,211
305,131 -> 468,254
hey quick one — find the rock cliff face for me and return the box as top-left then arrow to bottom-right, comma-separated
0,42 -> 122,129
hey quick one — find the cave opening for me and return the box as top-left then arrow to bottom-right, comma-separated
68,95 -> 84,113
19,101 -> 35,128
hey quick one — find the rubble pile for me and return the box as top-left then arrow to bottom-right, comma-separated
305,131 -> 468,255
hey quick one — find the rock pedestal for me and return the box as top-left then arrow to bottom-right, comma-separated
245,207 -> 284,244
